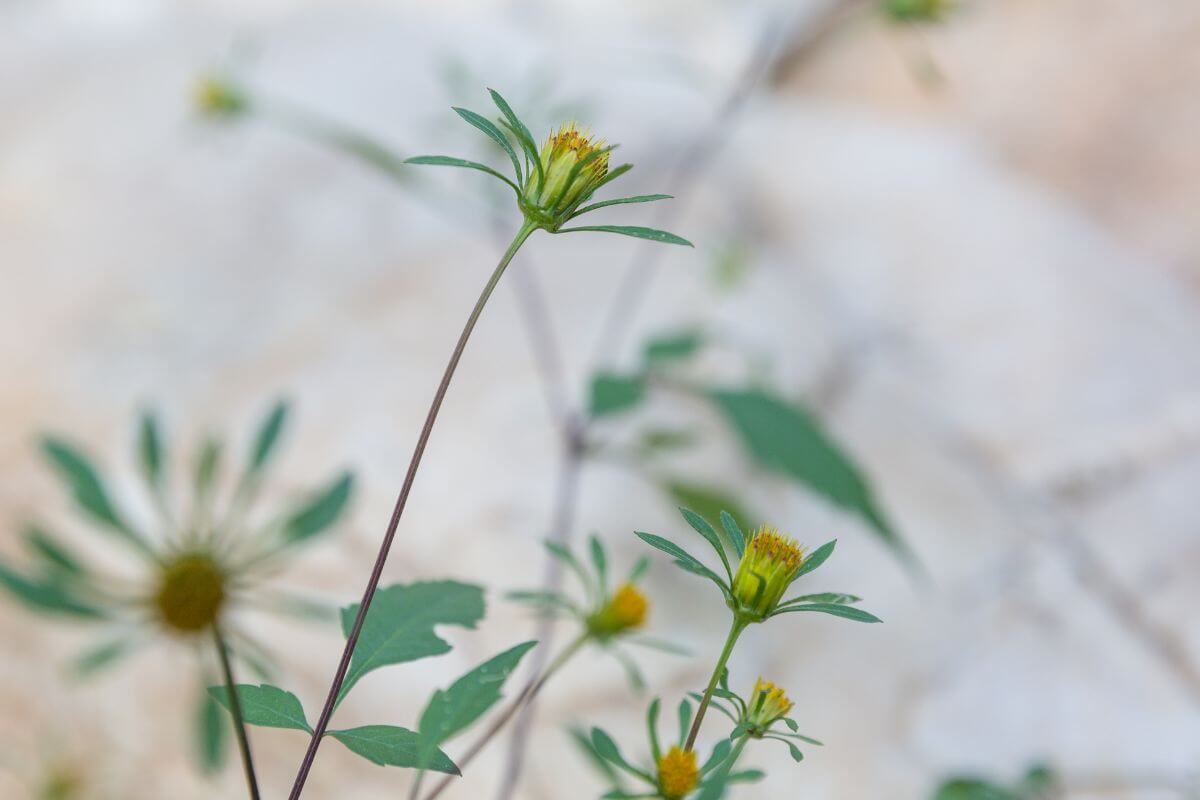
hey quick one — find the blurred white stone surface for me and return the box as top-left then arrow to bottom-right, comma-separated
1,1 -> 1198,798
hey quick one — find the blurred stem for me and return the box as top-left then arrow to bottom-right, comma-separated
685,617 -> 747,753
420,632 -> 590,800
287,220 -> 538,799
214,623 -> 261,800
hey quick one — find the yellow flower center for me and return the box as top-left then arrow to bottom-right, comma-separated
523,122 -> 610,224
657,746 -> 699,799
748,677 -> 794,729
731,525 -> 807,619
154,553 -> 226,633
587,583 -> 649,638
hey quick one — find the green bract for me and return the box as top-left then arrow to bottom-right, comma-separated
636,508 -> 881,626
406,88 -> 692,245
686,670 -> 823,764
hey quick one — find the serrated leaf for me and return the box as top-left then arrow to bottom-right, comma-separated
327,725 -> 459,773
708,388 -> 910,559
771,602 -> 881,623
0,560 -> 104,619
41,437 -> 149,555
589,373 -> 645,418
452,106 -> 523,184
558,225 -> 693,247
282,471 -> 354,544
417,640 -> 537,766
249,399 -> 289,474
208,683 -> 312,732
404,155 -> 519,195
196,685 -> 228,774
338,581 -> 485,702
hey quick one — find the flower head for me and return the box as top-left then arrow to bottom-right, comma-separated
731,525 -> 807,619
587,582 -> 648,638
657,746 -> 699,799
154,552 -> 227,633
406,88 -> 691,245
745,678 -> 794,734
195,75 -> 247,117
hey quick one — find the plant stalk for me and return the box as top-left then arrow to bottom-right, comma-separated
287,220 -> 538,799
214,623 -> 261,800
685,617 -> 747,752
420,632 -> 589,800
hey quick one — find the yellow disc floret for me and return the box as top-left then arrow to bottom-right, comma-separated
747,677 -> 794,732
657,746 -> 699,799
587,583 -> 649,638
521,122 -> 610,227
731,525 -> 807,619
154,553 -> 226,633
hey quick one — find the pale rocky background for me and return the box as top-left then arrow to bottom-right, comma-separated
2,0 -> 1199,798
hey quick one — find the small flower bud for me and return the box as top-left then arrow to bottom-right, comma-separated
587,583 -> 648,639
730,526 -> 807,620
745,678 -> 794,734
520,123 -> 610,230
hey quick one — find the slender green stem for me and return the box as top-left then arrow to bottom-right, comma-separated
213,623 -> 261,800
685,617 -> 746,752
419,632 -> 589,800
287,221 -> 538,799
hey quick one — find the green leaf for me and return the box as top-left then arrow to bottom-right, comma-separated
589,535 -> 608,592
590,727 -> 653,781
544,541 -> 597,601
782,592 -> 860,605
137,410 -> 165,489
452,106 -> 523,184
249,399 -> 289,474
41,437 -> 149,555
934,779 -> 1020,800
793,540 -> 836,583
633,532 -> 730,601
676,698 -> 693,746
193,437 -> 222,500
719,511 -> 746,559
282,471 -> 354,543
771,602 -> 881,623
506,590 -> 579,617
645,698 -> 661,761
589,373 -> 645,418
487,88 -> 542,188
327,725 -> 459,773
678,506 -> 731,579
570,726 -> 626,788
558,225 -> 693,247
707,389 -> 907,557
643,329 -> 703,365
404,155 -> 520,195
0,560 -> 104,619
71,636 -> 138,677
701,739 -> 732,775
23,524 -> 86,578
417,640 -> 537,764
663,486 -> 753,558
572,194 -> 673,218
338,581 -> 485,702
196,685 -> 228,774
208,683 -> 312,732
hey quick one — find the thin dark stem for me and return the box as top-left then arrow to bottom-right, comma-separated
287,221 -> 538,799
214,623 -> 261,800
420,633 -> 589,800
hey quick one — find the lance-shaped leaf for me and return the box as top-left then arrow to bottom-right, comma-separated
327,725 -> 459,773
590,727 -> 653,782
405,155 -> 520,195
487,88 -> 542,188
416,640 -> 537,768
0,560 -> 104,619
452,106 -> 523,183
338,581 -> 485,702
41,437 -> 150,555
207,683 -> 312,732
137,410 -> 165,490
792,539 -> 836,583
573,194 -> 673,218
770,602 -> 881,623
661,485 -> 753,557
707,388 -> 911,560
634,532 -> 731,602
248,399 -> 289,474
781,592 -> 861,606
23,524 -> 87,579
558,225 -> 693,247
282,471 -> 354,544
196,684 -> 228,774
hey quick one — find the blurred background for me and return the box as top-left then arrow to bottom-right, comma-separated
2,0 -> 1199,798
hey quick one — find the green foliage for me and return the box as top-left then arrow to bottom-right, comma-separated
327,726 -> 459,774
282,471 -> 355,544
933,764 -> 1061,800
248,399 -> 289,474
195,686 -> 228,774
559,225 -> 693,247
0,560 -> 104,619
417,640 -> 537,766
707,388 -> 906,558
137,410 -> 165,490
208,684 -> 313,732
643,329 -> 704,365
41,436 -> 150,556
590,373 -> 646,418
337,581 -> 486,702
22,525 -> 87,579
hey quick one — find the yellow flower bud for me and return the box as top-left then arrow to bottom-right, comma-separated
587,583 -> 649,638
656,746 -> 699,799
520,122 -> 610,229
730,526 -> 807,620
746,678 -> 794,733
